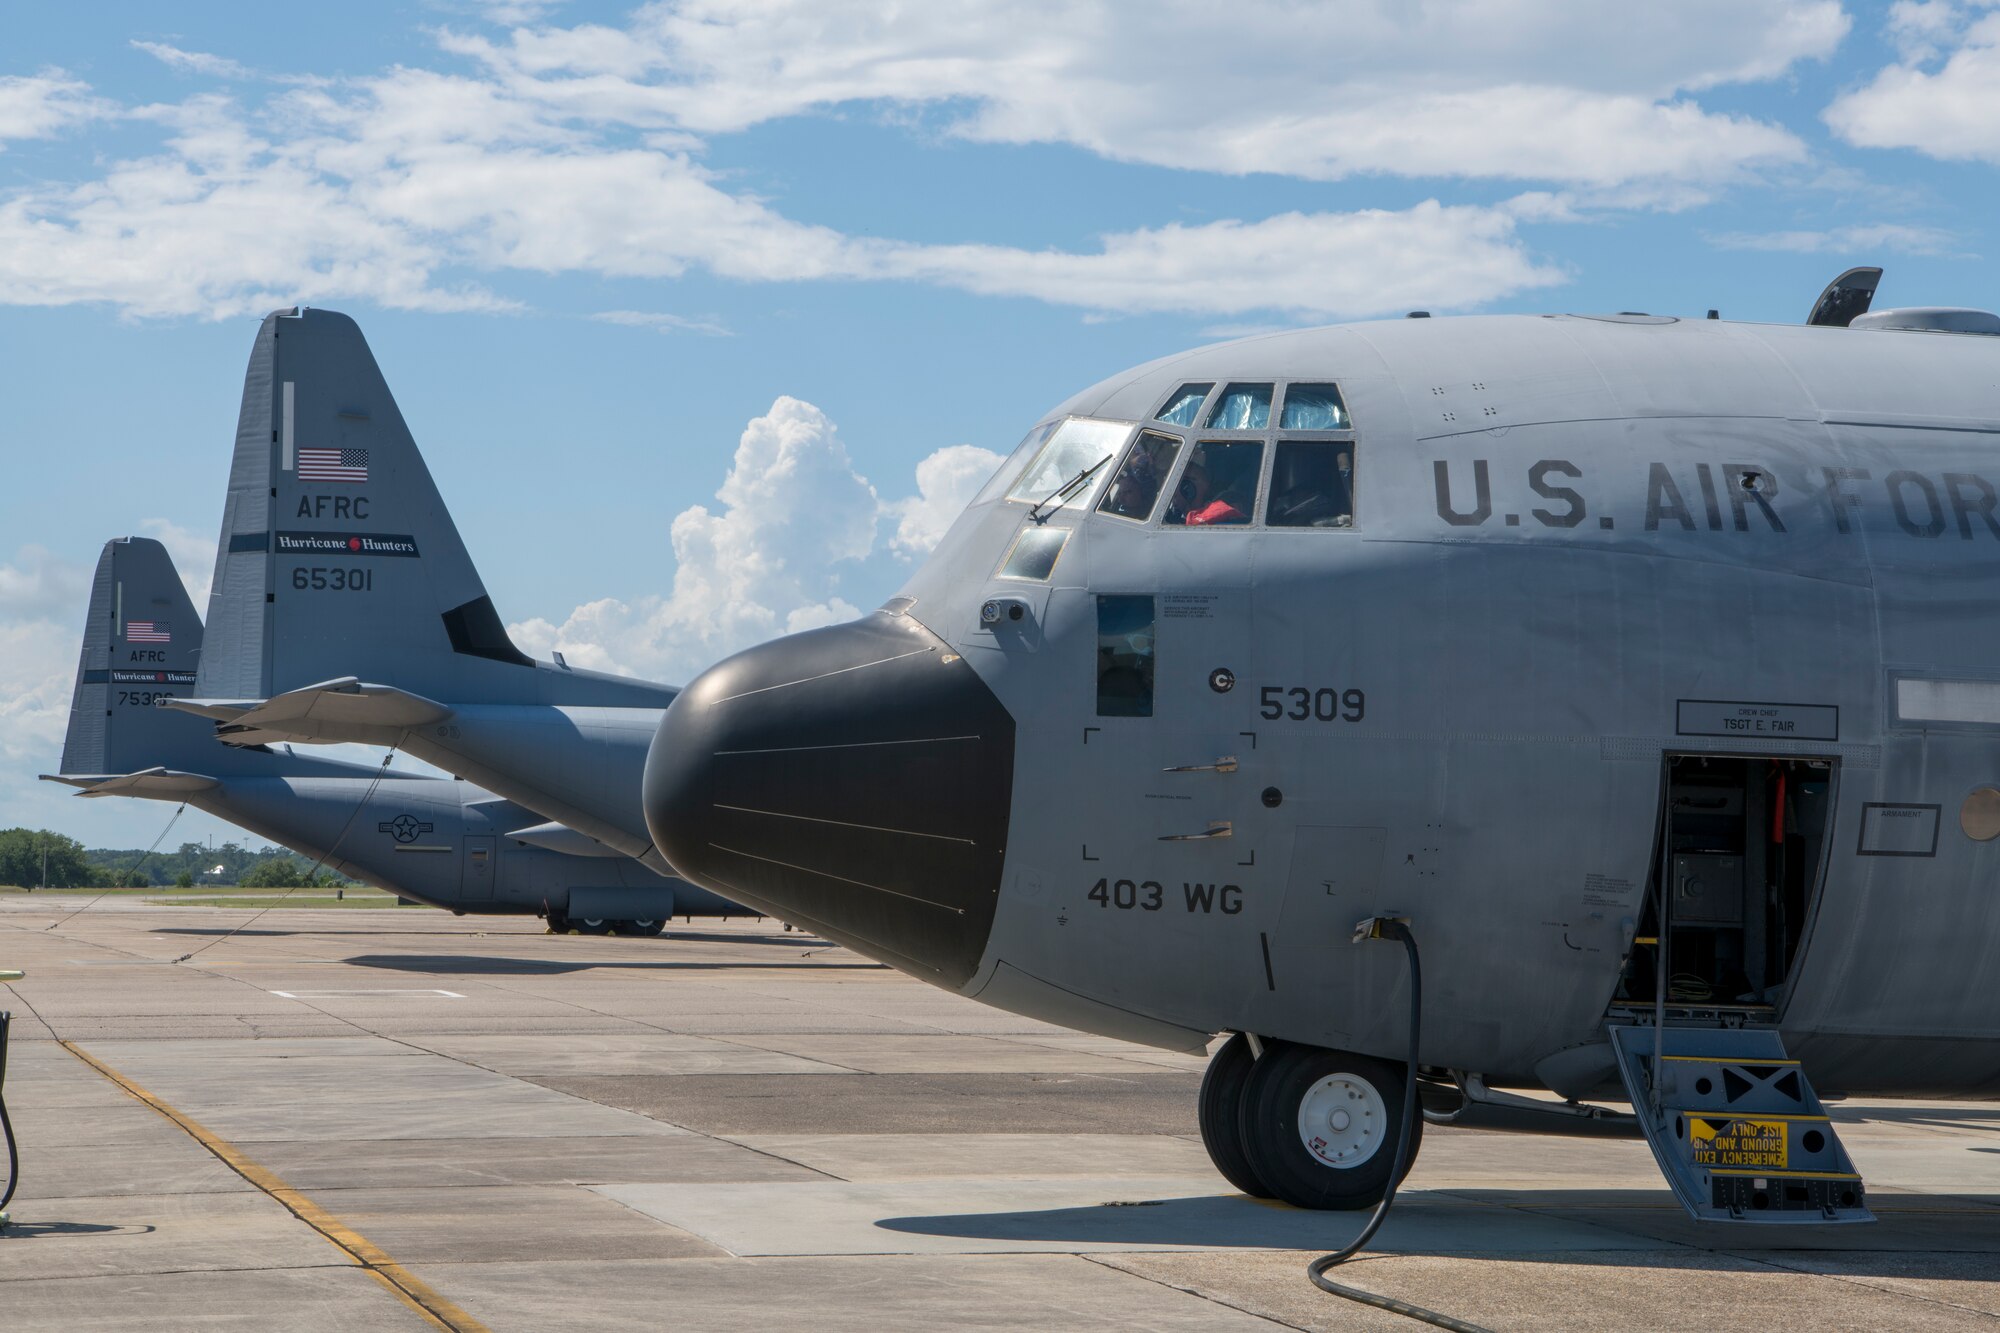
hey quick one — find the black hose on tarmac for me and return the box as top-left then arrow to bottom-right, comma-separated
1306,922 -> 1490,1333
1,1011 -> 18,1218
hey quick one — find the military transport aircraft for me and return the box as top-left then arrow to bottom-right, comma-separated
49,536 -> 740,933
167,308 -> 676,881
644,271 -> 2000,1224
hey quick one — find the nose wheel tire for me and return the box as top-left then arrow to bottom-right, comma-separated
1198,1033 -> 1276,1198
1240,1044 -> 1420,1210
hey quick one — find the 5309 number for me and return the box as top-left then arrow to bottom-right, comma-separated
1259,686 -> 1365,722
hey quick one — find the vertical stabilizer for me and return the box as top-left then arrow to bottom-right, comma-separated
196,308 -> 670,707
55,536 -> 383,783
60,537 -> 202,775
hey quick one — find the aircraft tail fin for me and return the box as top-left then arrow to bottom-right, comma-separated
58,537 -> 203,777
199,307 -> 672,707
55,536 -> 390,786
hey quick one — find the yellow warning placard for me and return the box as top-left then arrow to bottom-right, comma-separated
1689,1117 -> 1788,1169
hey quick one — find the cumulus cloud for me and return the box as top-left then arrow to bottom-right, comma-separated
0,70 -> 107,147
509,398 -> 999,682
887,445 -> 1005,560
0,544 -> 90,765
509,397 -> 879,682
1825,7 -> 2000,162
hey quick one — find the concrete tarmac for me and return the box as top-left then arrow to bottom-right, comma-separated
0,896 -> 1995,1330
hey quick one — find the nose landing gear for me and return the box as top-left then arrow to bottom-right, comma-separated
1196,1032 -> 1275,1199
1198,1037 -> 1421,1209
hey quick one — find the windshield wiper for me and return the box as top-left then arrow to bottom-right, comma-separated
1029,456 -> 1110,523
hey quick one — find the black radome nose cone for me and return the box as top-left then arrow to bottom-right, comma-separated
643,612 -> 1015,987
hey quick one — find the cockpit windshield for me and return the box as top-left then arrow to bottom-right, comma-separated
1004,417 -> 1134,513
972,419 -> 1060,507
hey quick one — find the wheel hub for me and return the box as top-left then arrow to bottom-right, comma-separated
1296,1073 -> 1385,1168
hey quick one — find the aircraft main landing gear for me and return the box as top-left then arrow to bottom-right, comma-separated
1199,1037 -> 1421,1210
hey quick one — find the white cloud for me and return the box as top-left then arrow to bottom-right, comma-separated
1707,222 -> 1967,256
456,0 -> 1841,189
0,612 -> 76,765
0,65 -> 1563,321
880,201 -> 1565,318
0,70 -> 106,147
1884,0 -> 1971,62
0,3 -> 1862,322
591,309 -> 732,336
473,0 -> 568,24
0,543 -> 90,623
510,399 -> 1000,681
131,41 -> 252,80
509,397 -> 878,682
0,545 -> 89,766
1825,9 -> 2000,162
887,445 -> 1005,560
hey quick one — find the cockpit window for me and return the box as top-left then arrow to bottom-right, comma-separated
1096,595 -> 1155,717
973,418 -> 1059,507
1004,417 -> 1133,512
1156,383 -> 1212,426
1204,383 -> 1273,430
1267,441 -> 1355,528
1163,440 -> 1263,527
1097,430 -> 1182,522
997,526 -> 1069,580
1279,382 -> 1349,430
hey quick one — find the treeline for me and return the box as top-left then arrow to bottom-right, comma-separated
0,830 -> 351,889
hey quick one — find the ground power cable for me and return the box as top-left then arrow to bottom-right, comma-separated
0,1011 -> 17,1226
174,749 -> 398,966
1306,919 -> 1491,1333
44,801 -> 187,931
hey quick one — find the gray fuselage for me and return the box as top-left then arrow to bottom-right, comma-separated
648,312 -> 2000,1100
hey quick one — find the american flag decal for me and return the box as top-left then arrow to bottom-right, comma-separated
298,447 -> 369,483
126,621 -> 171,643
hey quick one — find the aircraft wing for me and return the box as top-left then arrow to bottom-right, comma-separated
40,768 -> 221,797
166,678 -> 452,747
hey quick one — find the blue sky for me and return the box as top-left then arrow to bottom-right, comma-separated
4,0 -> 1999,847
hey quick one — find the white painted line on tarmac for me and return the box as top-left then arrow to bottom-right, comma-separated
271,988 -> 467,998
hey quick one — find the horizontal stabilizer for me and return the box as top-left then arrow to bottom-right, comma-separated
41,768 -> 221,798
506,821 -> 626,858
167,678 -> 451,746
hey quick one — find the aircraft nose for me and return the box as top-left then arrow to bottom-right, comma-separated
643,611 -> 1016,987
